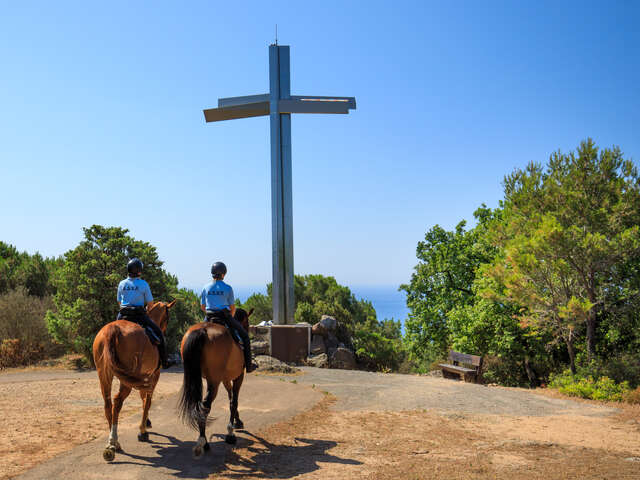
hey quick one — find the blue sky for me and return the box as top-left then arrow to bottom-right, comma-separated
1,1 -> 638,289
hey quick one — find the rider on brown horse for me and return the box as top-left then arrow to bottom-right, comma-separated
200,262 -> 258,373
117,258 -> 171,369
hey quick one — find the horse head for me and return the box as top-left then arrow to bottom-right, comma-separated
148,300 -> 177,333
234,307 -> 254,332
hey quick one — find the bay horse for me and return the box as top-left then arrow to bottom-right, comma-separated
92,300 -> 176,461
178,307 -> 253,458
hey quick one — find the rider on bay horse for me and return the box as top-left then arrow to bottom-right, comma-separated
200,262 -> 258,373
117,258 -> 171,369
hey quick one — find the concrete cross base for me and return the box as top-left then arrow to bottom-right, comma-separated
249,324 -> 311,364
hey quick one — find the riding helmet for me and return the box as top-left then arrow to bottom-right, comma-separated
127,258 -> 143,277
211,261 -> 227,278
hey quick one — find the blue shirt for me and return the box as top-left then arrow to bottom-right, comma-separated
117,278 -> 153,307
201,280 -> 234,311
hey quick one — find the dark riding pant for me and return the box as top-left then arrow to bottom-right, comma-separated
205,309 -> 253,369
117,310 -> 168,367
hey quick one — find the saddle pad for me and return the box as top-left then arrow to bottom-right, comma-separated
119,315 -> 161,345
204,316 -> 243,347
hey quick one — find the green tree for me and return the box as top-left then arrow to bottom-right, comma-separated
45,225 -> 184,361
0,242 -> 58,297
401,206 -> 498,365
401,207 -> 550,384
484,139 -> 640,367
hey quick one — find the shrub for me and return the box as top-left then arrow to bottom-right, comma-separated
0,287 -> 58,367
623,387 -> 640,405
0,338 -> 46,368
549,370 -> 631,402
352,327 -> 405,372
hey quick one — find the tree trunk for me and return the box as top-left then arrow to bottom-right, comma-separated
524,355 -> 539,387
566,332 -> 576,374
586,309 -> 596,363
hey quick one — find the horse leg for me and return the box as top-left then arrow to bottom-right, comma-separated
138,390 -> 152,442
103,382 -> 132,461
222,380 -> 238,445
97,365 -> 114,429
229,373 -> 245,429
193,381 -> 218,459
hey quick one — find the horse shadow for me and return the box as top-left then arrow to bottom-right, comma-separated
112,429 -> 361,478
208,430 -> 362,478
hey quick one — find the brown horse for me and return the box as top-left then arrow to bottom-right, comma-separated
92,300 -> 176,461
178,307 -> 253,458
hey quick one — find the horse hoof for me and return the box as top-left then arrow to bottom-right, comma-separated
225,434 -> 237,445
234,419 -> 244,429
203,442 -> 210,452
103,447 -> 115,462
146,418 -> 152,428
138,432 -> 149,442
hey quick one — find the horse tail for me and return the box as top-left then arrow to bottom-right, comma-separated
178,326 -> 208,430
103,325 -> 152,389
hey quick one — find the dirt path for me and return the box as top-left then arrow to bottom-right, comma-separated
3,366 -> 640,479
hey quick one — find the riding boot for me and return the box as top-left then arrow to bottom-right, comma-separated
158,336 -> 171,369
243,340 -> 258,373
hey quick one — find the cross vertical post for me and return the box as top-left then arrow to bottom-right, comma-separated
269,45 -> 295,325
202,44 -> 355,326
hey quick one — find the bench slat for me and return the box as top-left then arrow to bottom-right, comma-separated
449,350 -> 482,366
439,363 -> 476,374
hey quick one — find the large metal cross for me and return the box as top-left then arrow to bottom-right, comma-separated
203,44 -> 356,325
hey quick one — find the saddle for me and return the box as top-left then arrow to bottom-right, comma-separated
118,307 -> 161,345
205,310 -> 243,347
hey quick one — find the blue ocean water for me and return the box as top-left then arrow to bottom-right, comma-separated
350,285 -> 409,323
231,284 -> 409,324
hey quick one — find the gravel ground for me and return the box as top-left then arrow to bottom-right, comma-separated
3,365 -> 635,480
293,367 -> 619,417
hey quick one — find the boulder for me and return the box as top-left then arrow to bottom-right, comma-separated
254,355 -> 299,374
319,315 -> 337,332
307,353 -> 329,368
310,334 -> 326,355
312,322 -> 328,337
327,347 -> 337,360
325,332 -> 339,351
329,347 -> 357,370
251,340 -> 270,356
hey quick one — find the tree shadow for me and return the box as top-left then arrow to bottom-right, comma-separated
209,430 -> 362,478
111,429 -> 361,479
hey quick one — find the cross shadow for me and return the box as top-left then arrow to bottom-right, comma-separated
111,429 -> 361,479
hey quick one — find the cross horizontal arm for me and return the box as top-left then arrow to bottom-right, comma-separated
279,99 -> 349,114
218,94 -> 269,108
203,101 -> 269,122
204,96 -> 356,122
291,96 -> 356,109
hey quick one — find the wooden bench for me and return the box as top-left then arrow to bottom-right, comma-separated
439,350 -> 483,383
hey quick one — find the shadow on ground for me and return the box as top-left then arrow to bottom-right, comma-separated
112,430 -> 361,479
